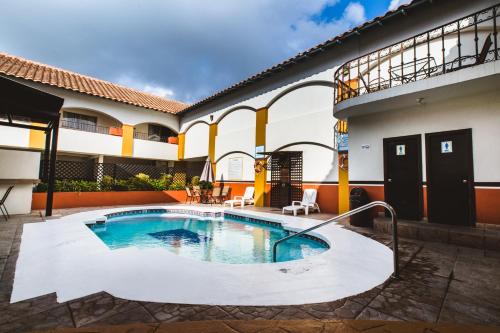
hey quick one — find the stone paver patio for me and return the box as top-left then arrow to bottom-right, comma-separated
1,205 -> 500,332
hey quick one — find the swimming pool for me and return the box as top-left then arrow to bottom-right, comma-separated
89,214 -> 328,263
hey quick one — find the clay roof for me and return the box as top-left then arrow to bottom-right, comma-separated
180,0 -> 430,114
0,52 -> 188,114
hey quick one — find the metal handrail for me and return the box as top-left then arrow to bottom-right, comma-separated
272,201 -> 399,278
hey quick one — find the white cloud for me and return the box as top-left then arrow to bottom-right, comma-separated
0,1 -> 368,103
388,0 -> 412,10
117,75 -> 175,99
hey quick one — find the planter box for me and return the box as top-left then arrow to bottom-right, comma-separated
32,190 -> 187,210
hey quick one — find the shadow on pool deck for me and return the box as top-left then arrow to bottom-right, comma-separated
1,204 -> 500,332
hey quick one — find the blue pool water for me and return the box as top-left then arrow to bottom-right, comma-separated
89,215 -> 328,264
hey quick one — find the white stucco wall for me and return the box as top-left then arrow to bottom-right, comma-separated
58,128 -> 123,156
349,90 -> 500,182
0,149 -> 40,214
0,125 -> 30,149
132,140 -> 178,161
184,123 -> 209,159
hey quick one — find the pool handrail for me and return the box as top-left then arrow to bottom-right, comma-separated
272,201 -> 399,278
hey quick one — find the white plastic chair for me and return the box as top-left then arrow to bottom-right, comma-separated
223,187 -> 255,208
282,189 -> 321,216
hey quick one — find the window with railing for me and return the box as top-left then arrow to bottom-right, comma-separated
61,111 -> 114,135
133,124 -> 175,142
334,4 -> 500,104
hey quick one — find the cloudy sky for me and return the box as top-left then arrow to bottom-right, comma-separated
0,0 -> 410,103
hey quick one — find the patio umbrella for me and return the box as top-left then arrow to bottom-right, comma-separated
200,157 -> 214,183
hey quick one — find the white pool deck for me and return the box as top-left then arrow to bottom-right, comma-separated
11,205 -> 394,306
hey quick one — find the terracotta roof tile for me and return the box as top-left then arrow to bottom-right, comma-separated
0,52 -> 188,114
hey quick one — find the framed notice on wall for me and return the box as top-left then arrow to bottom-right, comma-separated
228,157 -> 243,180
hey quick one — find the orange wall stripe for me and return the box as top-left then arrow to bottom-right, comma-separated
29,122 -> 46,149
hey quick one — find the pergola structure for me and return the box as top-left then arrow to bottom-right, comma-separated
0,75 -> 64,216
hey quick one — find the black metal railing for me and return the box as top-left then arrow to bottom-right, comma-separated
133,131 -> 169,142
334,4 -> 500,104
60,120 -> 113,135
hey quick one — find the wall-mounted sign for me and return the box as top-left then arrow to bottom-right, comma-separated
361,144 -> 370,150
338,133 -> 348,153
396,144 -> 406,156
228,157 -> 243,180
255,145 -> 265,159
441,141 -> 453,153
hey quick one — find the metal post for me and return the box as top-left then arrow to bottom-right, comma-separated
494,6 -> 498,61
43,128 -> 51,181
45,116 -> 60,217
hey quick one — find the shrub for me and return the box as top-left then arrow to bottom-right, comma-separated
169,180 -> 186,190
199,180 -> 213,190
126,174 -> 154,191
191,176 -> 200,186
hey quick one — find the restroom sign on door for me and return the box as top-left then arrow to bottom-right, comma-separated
396,144 -> 405,156
441,141 -> 453,153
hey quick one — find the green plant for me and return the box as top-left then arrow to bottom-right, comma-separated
126,173 -> 154,191
169,179 -> 186,190
199,180 -> 213,190
99,175 -> 115,191
191,176 -> 200,186
33,182 -> 48,193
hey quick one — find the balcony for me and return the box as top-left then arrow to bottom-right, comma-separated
133,131 -> 178,161
334,4 -> 500,118
60,119 -> 122,136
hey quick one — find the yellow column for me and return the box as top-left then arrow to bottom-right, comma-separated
121,124 -> 134,157
254,107 -> 268,207
177,133 -> 185,160
338,154 -> 349,213
208,123 -> 217,176
29,123 -> 46,149
337,120 -> 349,213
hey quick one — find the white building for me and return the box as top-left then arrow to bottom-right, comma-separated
1,0 -> 499,226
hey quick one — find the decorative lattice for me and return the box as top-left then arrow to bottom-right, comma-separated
40,160 -> 204,184
270,152 -> 303,207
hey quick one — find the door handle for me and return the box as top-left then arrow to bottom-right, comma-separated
388,178 -> 392,182
462,179 -> 467,184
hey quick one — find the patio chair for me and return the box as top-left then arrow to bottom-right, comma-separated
185,187 -> 195,204
209,187 -> 222,205
223,187 -> 255,208
0,186 -> 14,221
192,185 -> 202,202
282,189 -> 321,216
448,34 -> 492,72
221,186 -> 231,202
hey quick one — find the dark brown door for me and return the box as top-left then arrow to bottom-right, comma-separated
425,129 -> 475,225
270,152 -> 303,207
383,135 -> 423,220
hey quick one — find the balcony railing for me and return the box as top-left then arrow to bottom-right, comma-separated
334,4 -> 500,104
61,120 -> 114,135
133,131 -> 168,142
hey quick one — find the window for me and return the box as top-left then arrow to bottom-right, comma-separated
62,111 -> 97,131
148,124 -> 173,141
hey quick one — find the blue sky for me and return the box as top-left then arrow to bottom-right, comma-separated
0,0 -> 409,103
